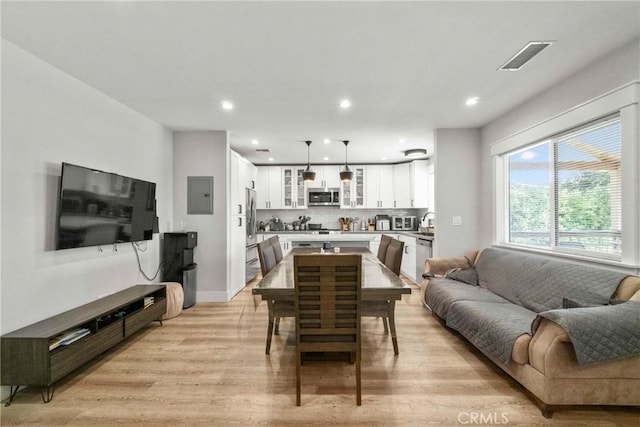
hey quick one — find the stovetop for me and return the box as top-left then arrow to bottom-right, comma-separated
310,229 -> 341,234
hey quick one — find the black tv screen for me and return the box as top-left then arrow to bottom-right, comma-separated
56,163 -> 158,250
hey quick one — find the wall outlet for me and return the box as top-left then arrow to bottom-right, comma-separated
452,216 -> 462,226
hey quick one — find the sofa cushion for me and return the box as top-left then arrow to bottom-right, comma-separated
446,300 -> 538,364
445,267 -> 479,286
475,248 -> 627,313
424,277 -> 509,319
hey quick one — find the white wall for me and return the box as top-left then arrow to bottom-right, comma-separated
479,38 -> 640,248
172,131 -> 230,302
0,40 -> 173,335
432,128 -> 481,257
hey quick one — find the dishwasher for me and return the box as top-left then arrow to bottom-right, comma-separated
416,237 -> 433,282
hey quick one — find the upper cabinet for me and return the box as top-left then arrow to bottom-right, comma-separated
392,163 -> 411,208
256,166 -> 283,209
393,160 -> 430,209
411,160 -> 429,209
340,166 -> 366,209
426,160 -> 435,212
312,165 -> 341,189
365,165 -> 394,208
230,151 -> 257,214
254,160 -> 431,210
282,167 -> 307,209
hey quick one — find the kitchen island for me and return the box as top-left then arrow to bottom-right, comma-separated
257,230 -> 434,283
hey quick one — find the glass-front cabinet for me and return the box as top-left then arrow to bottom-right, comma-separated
340,166 -> 365,209
282,167 -> 307,209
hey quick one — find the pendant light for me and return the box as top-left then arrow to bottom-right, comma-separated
302,140 -> 316,182
339,140 -> 353,182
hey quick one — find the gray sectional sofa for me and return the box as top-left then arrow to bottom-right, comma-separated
420,247 -> 640,417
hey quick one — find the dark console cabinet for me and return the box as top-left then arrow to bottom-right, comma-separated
1,285 -> 166,403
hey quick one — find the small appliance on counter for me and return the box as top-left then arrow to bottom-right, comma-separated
392,215 -> 416,231
375,214 -> 390,231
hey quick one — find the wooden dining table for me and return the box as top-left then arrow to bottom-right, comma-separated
252,247 -> 411,352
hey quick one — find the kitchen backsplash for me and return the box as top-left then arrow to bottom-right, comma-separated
257,207 -> 427,230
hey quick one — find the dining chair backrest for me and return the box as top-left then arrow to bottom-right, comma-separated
377,234 -> 393,263
269,235 -> 283,264
293,253 -> 362,405
257,239 -> 277,276
384,239 -> 404,276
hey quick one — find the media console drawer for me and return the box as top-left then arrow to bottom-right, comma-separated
125,299 -> 167,338
50,319 -> 124,383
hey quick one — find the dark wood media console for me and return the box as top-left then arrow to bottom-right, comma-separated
1,285 -> 166,403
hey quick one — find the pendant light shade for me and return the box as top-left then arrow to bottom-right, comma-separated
302,140 -> 316,182
340,140 -> 353,182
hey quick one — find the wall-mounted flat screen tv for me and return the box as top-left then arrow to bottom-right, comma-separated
56,163 -> 158,250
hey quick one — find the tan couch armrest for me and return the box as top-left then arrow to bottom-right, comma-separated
422,249 -> 480,277
529,318 -> 640,379
613,276 -> 640,300
419,249 -> 480,303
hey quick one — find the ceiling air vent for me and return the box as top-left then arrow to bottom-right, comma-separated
499,41 -> 554,71
256,149 -> 270,153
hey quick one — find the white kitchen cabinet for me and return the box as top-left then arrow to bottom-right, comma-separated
282,167 -> 307,209
256,166 -> 283,209
365,165 -> 394,208
340,166 -> 366,209
411,160 -> 429,209
312,165 -> 341,189
392,163 -> 411,208
229,213 -> 246,294
426,160 -> 435,212
393,160 -> 429,209
230,152 -> 242,214
397,234 -> 417,283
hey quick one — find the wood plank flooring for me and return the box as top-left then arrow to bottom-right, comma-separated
2,278 -> 639,426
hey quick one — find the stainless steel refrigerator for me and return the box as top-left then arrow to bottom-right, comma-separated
245,188 -> 260,282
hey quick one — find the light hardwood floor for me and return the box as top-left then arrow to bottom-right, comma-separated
2,278 -> 639,426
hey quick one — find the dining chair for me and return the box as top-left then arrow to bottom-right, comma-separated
294,253 -> 362,406
376,234 -> 392,263
362,238 -> 405,355
269,235 -> 283,264
257,239 -> 277,277
258,239 -> 294,354
383,238 -> 404,276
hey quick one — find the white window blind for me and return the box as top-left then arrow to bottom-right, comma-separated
505,115 -> 622,260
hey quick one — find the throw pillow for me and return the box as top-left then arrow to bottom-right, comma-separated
445,267 -> 479,286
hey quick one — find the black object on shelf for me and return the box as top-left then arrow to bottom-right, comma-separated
162,232 -> 198,308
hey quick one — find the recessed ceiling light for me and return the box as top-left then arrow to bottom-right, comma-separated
398,138 -> 406,144
221,100 -> 234,110
465,97 -> 479,106
323,156 -> 329,161
251,139 -> 259,145
323,138 -> 330,144
339,99 -> 351,109
381,157 -> 387,161
268,157 -> 274,162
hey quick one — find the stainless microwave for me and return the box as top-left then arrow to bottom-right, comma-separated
308,188 -> 340,206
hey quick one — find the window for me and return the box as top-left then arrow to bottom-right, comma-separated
505,115 -> 622,260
